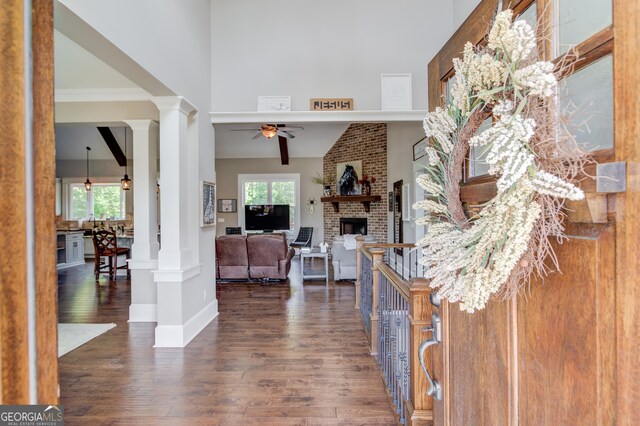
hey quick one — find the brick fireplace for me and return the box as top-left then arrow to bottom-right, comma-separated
323,123 -> 387,246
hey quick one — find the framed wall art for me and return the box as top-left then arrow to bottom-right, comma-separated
381,73 -> 412,110
336,160 -> 362,196
413,136 -> 428,161
217,199 -> 237,213
200,181 -> 216,227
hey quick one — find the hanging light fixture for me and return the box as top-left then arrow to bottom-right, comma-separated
84,146 -> 92,191
121,127 -> 131,190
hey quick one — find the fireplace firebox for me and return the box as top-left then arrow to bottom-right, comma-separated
340,218 -> 367,235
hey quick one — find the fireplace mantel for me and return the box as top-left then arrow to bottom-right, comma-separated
320,195 -> 382,213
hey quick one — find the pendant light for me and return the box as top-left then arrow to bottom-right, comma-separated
121,127 -> 131,190
84,146 -> 92,191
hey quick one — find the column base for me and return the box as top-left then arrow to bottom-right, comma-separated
154,299 -> 218,347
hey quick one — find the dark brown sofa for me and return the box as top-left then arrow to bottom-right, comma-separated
216,233 -> 294,280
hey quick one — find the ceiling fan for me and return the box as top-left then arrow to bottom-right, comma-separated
231,124 -> 304,140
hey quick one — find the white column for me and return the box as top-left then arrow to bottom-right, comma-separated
152,97 -> 194,270
151,97 -> 212,348
125,120 -> 159,322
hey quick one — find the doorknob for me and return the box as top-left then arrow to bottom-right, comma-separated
419,312 -> 443,401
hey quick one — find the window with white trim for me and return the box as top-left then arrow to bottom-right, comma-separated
67,182 -> 126,220
238,173 -> 300,231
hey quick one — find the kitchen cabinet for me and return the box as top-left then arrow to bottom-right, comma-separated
56,232 -> 85,269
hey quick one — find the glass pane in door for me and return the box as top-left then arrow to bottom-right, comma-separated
562,55 -> 613,151
557,0 -> 612,55
468,117 -> 493,178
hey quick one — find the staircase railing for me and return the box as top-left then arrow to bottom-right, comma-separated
356,237 -> 435,426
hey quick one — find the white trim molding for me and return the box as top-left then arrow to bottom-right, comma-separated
152,96 -> 196,116
55,88 -> 152,103
154,300 -> 218,348
152,264 -> 202,282
209,110 -> 427,124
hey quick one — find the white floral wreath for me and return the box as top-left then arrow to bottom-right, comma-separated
414,10 -> 587,313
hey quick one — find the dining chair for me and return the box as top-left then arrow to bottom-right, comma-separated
92,230 -> 130,280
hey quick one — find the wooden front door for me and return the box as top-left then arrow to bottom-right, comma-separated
426,0 -> 639,424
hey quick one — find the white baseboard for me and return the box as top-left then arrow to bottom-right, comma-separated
154,299 -> 218,348
128,303 -> 157,322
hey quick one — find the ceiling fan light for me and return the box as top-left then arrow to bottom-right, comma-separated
260,125 -> 278,139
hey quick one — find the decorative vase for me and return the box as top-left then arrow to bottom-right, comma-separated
364,182 -> 371,196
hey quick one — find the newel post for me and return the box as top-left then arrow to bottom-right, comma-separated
406,278 -> 435,425
369,248 -> 385,356
355,236 -> 365,309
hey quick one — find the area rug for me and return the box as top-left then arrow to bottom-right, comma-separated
58,323 -> 116,357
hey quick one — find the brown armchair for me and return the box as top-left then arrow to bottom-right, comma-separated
215,235 -> 249,280
246,233 -> 295,280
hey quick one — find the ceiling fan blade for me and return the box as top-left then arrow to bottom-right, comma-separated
251,132 -> 263,140
278,130 -> 295,139
278,135 -> 289,165
230,129 -> 261,132
278,126 -> 304,131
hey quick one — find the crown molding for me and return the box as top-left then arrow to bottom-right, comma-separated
152,96 -> 196,115
209,110 -> 427,124
55,88 -> 152,103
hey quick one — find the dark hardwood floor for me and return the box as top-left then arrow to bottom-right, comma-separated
58,258 -> 397,425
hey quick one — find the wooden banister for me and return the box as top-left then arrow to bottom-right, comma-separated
369,248 -> 385,355
363,243 -> 416,249
355,236 -> 365,309
378,262 -> 411,301
406,277 -> 435,425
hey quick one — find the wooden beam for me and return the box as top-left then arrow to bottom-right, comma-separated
32,0 -> 58,403
97,127 -> 127,166
0,0 -> 30,404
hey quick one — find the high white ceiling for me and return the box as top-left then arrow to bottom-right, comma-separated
54,29 -> 349,161
55,124 -> 132,160
54,30 -> 138,161
214,123 -> 349,159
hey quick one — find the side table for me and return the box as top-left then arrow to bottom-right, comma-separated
300,249 -> 329,285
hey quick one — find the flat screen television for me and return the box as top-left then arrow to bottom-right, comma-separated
245,205 -> 290,231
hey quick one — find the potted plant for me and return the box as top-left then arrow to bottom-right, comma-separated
312,173 -> 334,196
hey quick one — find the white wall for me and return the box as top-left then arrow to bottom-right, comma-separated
387,121 -> 424,245
59,0 -> 216,338
210,0 -> 453,112
453,0 -> 482,30
215,157 -> 324,245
